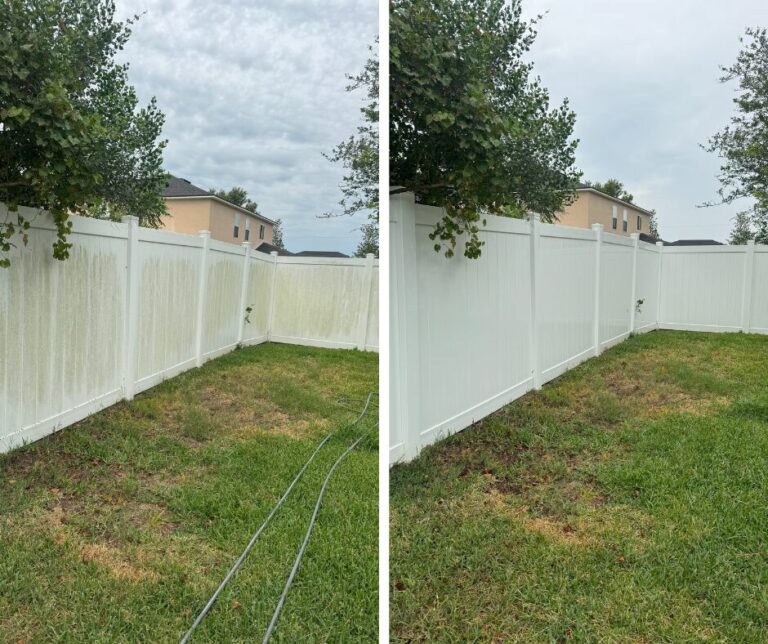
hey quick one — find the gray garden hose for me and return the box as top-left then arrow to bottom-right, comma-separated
179,391 -> 375,643
262,419 -> 377,643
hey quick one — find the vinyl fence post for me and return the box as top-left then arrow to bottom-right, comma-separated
655,241 -> 664,328
194,230 -> 210,368
629,233 -> 639,334
741,240 -> 756,333
592,223 -> 603,356
390,190 -> 421,462
529,213 -> 541,389
123,216 -> 140,400
237,242 -> 251,346
356,253 -> 376,351
267,251 -> 279,341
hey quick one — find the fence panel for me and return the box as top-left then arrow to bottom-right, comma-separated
751,249 -> 768,333
0,208 -> 127,452
599,235 -> 634,347
659,247 -> 746,331
538,227 -> 596,382
134,230 -> 201,393
203,242 -> 246,359
635,243 -> 661,331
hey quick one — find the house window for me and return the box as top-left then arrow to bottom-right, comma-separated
259,224 -> 265,240
622,209 -> 628,232
637,215 -> 641,231
611,205 -> 617,230
245,218 -> 250,241
234,213 -> 240,238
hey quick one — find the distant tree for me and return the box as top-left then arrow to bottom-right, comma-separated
0,0 -> 167,267
729,211 -> 755,244
355,222 -> 378,257
209,186 -> 261,215
324,43 -> 378,224
703,28 -> 768,244
271,218 -> 285,250
648,210 -> 661,239
391,0 -> 580,258
584,179 -> 634,203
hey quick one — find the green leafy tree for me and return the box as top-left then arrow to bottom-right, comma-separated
355,221 -> 378,257
0,0 -> 167,267
324,43 -> 379,226
704,28 -> 768,244
209,186 -> 261,215
271,218 -> 285,250
648,210 -> 661,240
390,0 -> 580,258
584,178 -> 634,203
729,211 -> 755,244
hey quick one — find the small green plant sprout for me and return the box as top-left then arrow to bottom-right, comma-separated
635,298 -> 645,314
244,305 -> 253,324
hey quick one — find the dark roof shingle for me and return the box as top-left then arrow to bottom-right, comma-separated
162,176 -> 212,198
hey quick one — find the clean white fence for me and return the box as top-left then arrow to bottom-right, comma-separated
390,192 -> 768,464
0,205 -> 378,453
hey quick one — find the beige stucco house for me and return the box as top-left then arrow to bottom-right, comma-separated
556,184 -> 654,237
160,176 -> 274,246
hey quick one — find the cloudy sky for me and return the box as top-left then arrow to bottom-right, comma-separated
117,0 -> 377,255
522,0 -> 768,242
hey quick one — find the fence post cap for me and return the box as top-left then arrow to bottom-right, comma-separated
198,229 -> 211,238
747,240 -> 756,246
630,233 -> 640,241
655,241 -> 664,247
270,251 -> 278,257
365,253 -> 375,259
123,215 -> 139,224
241,242 -> 251,248
591,223 -> 604,232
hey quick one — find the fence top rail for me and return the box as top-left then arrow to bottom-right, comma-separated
2,204 -> 130,241
137,226 -> 204,249
661,245 -> 751,254
274,255 -> 377,268
539,224 -> 596,242
208,238 -> 247,256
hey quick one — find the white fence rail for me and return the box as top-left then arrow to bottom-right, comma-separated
390,192 -> 768,464
0,205 -> 378,453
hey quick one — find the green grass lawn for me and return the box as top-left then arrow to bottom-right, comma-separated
0,343 -> 378,643
391,330 -> 768,642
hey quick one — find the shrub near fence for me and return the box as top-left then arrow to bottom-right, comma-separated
0,205 -> 378,453
390,191 -> 768,464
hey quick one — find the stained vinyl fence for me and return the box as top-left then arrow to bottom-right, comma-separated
0,205 -> 378,453
390,192 -> 768,464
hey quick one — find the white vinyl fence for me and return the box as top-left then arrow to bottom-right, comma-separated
0,205 -> 378,453
390,192 -> 768,464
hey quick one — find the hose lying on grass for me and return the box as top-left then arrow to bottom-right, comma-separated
180,391 -> 376,644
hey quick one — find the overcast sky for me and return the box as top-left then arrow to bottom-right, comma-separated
117,0 -> 377,254
522,0 -> 768,242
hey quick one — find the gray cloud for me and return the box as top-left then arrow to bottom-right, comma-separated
523,0 -> 768,242
117,0 -> 377,254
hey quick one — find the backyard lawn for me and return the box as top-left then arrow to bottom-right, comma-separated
0,343 -> 378,643
391,330 -> 768,642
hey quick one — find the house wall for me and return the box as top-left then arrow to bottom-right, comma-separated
160,198 -> 274,247
161,198 -> 211,234
556,191 -> 651,237
208,200 -> 273,246
586,192 -> 651,236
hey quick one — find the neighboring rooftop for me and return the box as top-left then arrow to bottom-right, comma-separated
665,239 -> 723,246
294,250 -> 350,258
162,176 -> 212,198
255,242 -> 294,256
